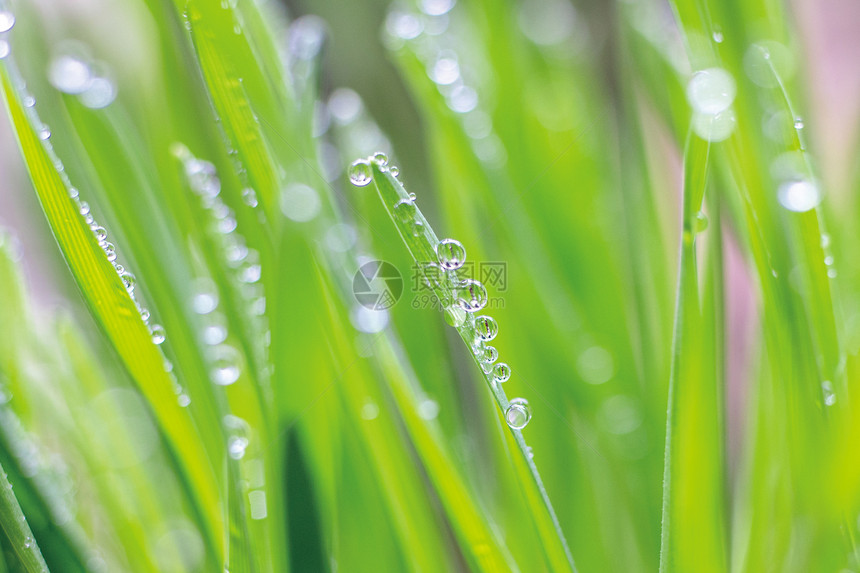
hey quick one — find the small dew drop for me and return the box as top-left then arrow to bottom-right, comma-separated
0,40 -> 9,59
418,399 -> 439,420
39,126 -> 51,140
794,117 -> 804,130
121,272 -> 136,292
241,188 -> 258,207
386,11 -> 423,41
481,345 -> 499,364
437,238 -> 466,270
456,279 -> 488,313
712,30 -> 724,43
348,159 -> 373,187
150,324 -> 166,345
193,291 -> 218,315
822,380 -> 836,406
420,0 -> 455,16
694,211 -> 709,233
474,315 -> 499,341
505,398 -> 532,430
211,348 -> 241,386
280,183 -> 321,222
49,55 -> 92,95
103,243 -> 117,262
389,166 -> 400,177
372,151 -> 388,166
139,308 -> 150,322
92,226 -> 107,243
178,394 -> 191,407
23,536 -> 32,549
228,436 -> 249,460
492,363 -> 511,383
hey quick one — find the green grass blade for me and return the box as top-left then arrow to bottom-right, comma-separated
0,69 -> 222,567
363,158 -> 576,572
0,461 -> 48,573
659,130 -> 727,572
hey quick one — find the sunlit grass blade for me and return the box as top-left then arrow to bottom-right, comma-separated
363,158 -> 576,572
0,69 -> 222,568
0,460 -> 48,573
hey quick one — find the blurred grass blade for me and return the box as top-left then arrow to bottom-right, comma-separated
0,69 -> 222,567
660,130 -> 726,572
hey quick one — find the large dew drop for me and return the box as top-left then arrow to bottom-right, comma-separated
505,398 -> 532,430
348,159 -> 373,187
686,68 -> 736,115
457,279 -> 488,312
0,11 -> 14,33
437,238 -> 466,270
777,180 -> 821,212
150,324 -> 166,345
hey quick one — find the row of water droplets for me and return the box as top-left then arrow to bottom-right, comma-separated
173,145 -> 270,400
0,16 -> 191,406
349,153 -> 531,429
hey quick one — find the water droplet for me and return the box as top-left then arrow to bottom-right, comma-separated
49,55 -> 93,95
121,271 -> 136,292
821,234 -> 831,248
193,291 -> 218,315
204,323 -> 228,346
77,75 -> 117,108
23,95 -> 35,107
39,126 -> 51,140
822,380 -> 836,406
430,54 -> 460,85
825,255 -> 834,266
324,223 -> 357,252
240,262 -> 262,284
420,0 -> 455,16
372,151 -> 388,166
348,159 -> 373,187
418,399 -> 439,420
361,400 -> 380,420
228,435 -> 249,459
481,345 -> 499,364
456,279 -> 488,312
0,40 -> 9,59
794,117 -> 804,130
288,15 -> 326,61
150,324 -> 166,345
386,11 -> 423,41
694,211 -> 709,233
0,11 -> 15,33
79,201 -> 90,215
712,29 -> 723,43
23,536 -> 32,549
178,394 -> 191,407
448,85 -> 478,113
492,363 -> 511,383
686,68 -> 736,114
241,188 -> 258,207
139,308 -> 150,322
437,238 -> 466,270
351,306 -> 389,333
328,88 -> 363,124
778,180 -> 821,212
103,243 -> 117,262
505,398 -> 531,429
577,346 -> 614,385
211,347 -> 241,385
692,108 -> 736,142
389,166 -> 400,177
92,226 -> 107,243
474,315 -> 498,341
280,183 -> 321,223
